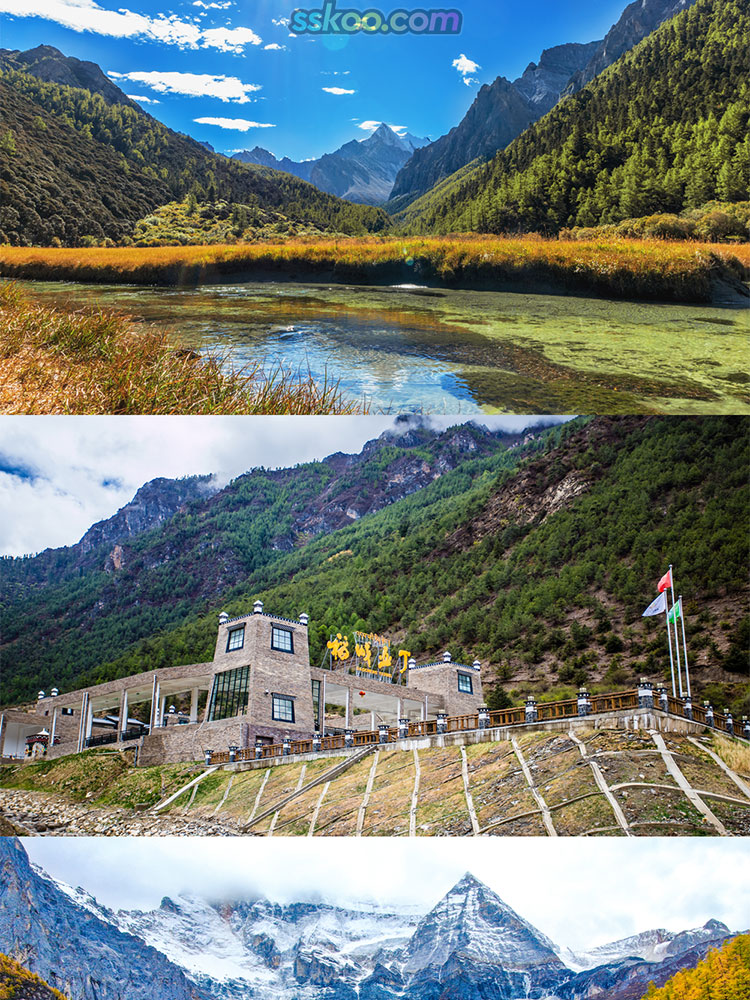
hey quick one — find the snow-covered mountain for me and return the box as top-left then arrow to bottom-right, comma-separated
114,893 -> 421,1000
559,919 -> 732,971
1,844 -> 742,1000
233,124 -> 430,205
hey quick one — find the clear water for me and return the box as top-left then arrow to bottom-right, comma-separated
21,279 -> 750,413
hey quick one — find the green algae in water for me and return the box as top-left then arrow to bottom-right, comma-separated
16,278 -> 750,414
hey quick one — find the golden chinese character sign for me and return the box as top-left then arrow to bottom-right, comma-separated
327,630 -> 410,681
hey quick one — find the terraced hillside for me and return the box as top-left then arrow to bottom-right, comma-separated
1,726 -> 748,836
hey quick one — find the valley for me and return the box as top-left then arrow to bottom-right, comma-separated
0,0 -> 747,413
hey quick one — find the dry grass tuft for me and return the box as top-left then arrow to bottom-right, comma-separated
713,733 -> 750,778
0,282 -> 361,414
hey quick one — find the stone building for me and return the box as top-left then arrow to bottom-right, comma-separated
0,602 -> 483,765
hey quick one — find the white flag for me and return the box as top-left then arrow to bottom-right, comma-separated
642,593 -> 667,617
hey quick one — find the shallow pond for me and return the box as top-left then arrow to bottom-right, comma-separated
21,279 -> 750,413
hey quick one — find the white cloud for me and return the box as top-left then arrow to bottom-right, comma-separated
194,116 -> 275,131
0,417 -> 570,557
452,52 -> 481,86
23,839 -> 750,952
322,86 -> 355,95
357,120 -> 407,134
200,25 -> 262,51
111,70 -> 260,103
263,42 -> 286,50
126,93 -> 160,103
192,0 -> 232,7
271,15 -> 288,26
322,70 -> 350,75
0,0 -> 261,52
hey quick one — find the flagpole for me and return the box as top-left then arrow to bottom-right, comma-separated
668,564 -> 684,697
665,603 -> 677,698
678,595 -> 691,698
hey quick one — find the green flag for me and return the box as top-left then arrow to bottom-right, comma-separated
667,598 -> 682,625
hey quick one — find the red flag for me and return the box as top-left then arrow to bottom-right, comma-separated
657,569 -> 672,593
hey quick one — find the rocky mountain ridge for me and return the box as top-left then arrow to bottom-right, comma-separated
0,44 -> 135,106
388,0 -> 698,210
233,124 -> 430,205
1,844 -> 741,1000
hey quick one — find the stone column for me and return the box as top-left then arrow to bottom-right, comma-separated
320,675 -> 327,733
378,724 -> 390,744
725,712 -> 734,736
525,697 -> 538,724
204,749 -> 213,766
282,739 -> 291,756
117,689 -> 129,740
149,676 -> 160,732
229,744 -> 239,763
704,701 -> 714,727
658,687 -> 669,712
344,729 -> 354,749
77,692 -> 89,752
255,741 -> 263,760
637,679 -> 654,709
436,712 -> 448,734
742,716 -> 750,740
478,706 -> 490,730
190,688 -> 199,724
398,718 -> 409,739
683,696 -> 693,721
577,689 -> 591,717
313,732 -> 322,752
85,698 -> 94,744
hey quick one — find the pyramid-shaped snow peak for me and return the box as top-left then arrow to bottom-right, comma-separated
403,873 -> 565,975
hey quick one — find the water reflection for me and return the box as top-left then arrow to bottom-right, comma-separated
19,279 -> 749,413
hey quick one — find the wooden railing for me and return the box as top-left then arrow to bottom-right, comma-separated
204,688 -> 744,766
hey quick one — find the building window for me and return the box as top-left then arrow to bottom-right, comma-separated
272,694 -> 295,723
61,707 -> 74,716
226,625 -> 245,652
458,672 -> 473,694
311,679 -> 321,729
207,666 -> 250,722
271,626 -> 293,653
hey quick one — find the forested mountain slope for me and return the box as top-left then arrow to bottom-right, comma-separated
640,934 -> 750,1000
1,419 -> 747,719
387,0 -> 698,211
0,422 -> 534,701
399,0 -> 749,233
0,54 -> 388,246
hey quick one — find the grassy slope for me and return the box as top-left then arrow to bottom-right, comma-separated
401,0 -> 750,235
1,730 -> 748,837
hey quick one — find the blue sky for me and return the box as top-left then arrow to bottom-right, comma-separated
1,0 -> 627,159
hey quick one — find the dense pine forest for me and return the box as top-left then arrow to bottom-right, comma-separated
400,0 -> 750,235
1,418 -> 747,717
0,71 -> 389,246
642,935 -> 750,1000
